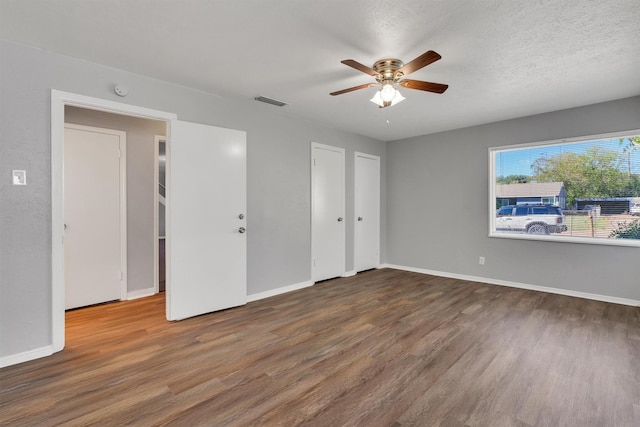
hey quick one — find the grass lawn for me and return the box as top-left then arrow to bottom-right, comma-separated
565,215 -> 608,230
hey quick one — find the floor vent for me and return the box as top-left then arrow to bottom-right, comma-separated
254,96 -> 287,107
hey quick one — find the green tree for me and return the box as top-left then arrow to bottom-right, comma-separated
619,136 -> 640,177
532,146 -> 637,207
496,174 -> 532,184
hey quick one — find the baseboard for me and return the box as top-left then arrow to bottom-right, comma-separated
127,288 -> 156,300
380,263 -> 640,307
0,345 -> 53,368
342,270 -> 357,277
247,280 -> 314,303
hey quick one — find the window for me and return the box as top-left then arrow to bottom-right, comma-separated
490,130 -> 640,246
541,197 -> 554,205
515,206 -> 528,216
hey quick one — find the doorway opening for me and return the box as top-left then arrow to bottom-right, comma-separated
53,90 -> 248,356
155,136 -> 167,292
52,90 -> 176,353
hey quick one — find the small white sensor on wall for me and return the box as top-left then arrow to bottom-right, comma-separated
12,170 -> 26,185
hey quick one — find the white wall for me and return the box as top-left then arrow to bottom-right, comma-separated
0,40 -> 386,360
386,96 -> 640,302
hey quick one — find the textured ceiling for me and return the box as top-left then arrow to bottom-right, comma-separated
1,0 -> 639,141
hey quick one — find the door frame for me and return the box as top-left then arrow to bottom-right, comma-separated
51,90 -> 176,353
310,142 -> 346,282
64,123 -> 128,305
354,151 -> 381,272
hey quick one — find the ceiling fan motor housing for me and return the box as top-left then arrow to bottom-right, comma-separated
373,58 -> 405,84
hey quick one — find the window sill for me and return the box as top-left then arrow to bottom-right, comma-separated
489,231 -> 640,248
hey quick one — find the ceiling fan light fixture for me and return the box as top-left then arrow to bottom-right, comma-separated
391,90 -> 405,105
370,86 -> 405,108
380,83 -> 397,102
370,90 -> 383,107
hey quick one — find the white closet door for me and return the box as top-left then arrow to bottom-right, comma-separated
167,120 -> 246,320
311,143 -> 345,282
64,124 -> 126,309
354,152 -> 380,272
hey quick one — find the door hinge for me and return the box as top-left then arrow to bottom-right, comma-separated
119,271 -> 123,280
117,149 -> 122,159
313,158 -> 316,166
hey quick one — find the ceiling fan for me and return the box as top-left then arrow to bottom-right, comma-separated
330,50 -> 449,108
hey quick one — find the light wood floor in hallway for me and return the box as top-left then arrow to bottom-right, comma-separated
1,269 -> 639,426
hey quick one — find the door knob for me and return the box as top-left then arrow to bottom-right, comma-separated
238,227 -> 246,233
238,214 -> 244,219
357,217 -> 363,221
337,217 -> 343,222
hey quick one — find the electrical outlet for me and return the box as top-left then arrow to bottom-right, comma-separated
478,256 -> 485,265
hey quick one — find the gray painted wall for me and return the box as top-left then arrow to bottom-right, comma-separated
2,37 -> 636,363
386,96 -> 640,301
65,106 -> 166,293
0,40 -> 386,358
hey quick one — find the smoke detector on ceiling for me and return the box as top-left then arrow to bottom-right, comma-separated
114,84 -> 129,97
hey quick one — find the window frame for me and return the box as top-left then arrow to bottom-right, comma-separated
541,196 -> 554,205
488,129 -> 640,248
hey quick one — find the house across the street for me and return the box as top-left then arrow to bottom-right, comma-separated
496,182 -> 566,208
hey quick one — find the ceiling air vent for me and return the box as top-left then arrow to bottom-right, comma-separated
254,96 -> 287,107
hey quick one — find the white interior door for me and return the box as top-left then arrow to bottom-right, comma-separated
311,143 -> 345,282
354,152 -> 380,272
167,120 -> 246,321
64,124 -> 126,309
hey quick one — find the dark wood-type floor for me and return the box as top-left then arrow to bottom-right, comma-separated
1,269 -> 639,426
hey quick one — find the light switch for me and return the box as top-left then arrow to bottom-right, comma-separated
12,170 -> 26,185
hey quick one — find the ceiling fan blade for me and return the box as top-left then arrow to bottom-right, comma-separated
399,79 -> 449,94
341,59 -> 380,77
330,83 -> 374,96
397,50 -> 441,76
